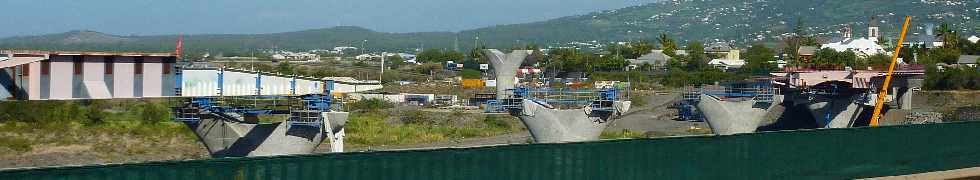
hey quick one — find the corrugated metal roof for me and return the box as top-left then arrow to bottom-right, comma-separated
959,55 -> 980,64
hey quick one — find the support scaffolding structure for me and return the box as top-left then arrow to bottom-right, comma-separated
171,94 -> 337,126
485,87 -> 626,115
170,67 -> 348,157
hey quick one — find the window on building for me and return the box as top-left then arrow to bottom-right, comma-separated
105,56 -> 114,74
73,56 -> 83,75
135,57 -> 144,74
41,60 -> 50,75
163,57 -> 175,74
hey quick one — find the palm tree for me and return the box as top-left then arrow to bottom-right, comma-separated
658,33 -> 678,57
935,23 -> 959,49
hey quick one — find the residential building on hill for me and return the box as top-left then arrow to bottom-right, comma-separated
627,50 -> 687,70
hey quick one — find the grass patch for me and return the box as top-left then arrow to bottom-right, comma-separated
0,100 -> 206,166
345,112 -> 515,148
0,135 -> 32,153
629,94 -> 648,108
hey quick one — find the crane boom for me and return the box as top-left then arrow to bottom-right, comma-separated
870,16 -> 912,127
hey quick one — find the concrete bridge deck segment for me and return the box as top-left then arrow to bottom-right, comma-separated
515,99 -> 630,143
187,111 -> 348,157
698,94 -> 784,135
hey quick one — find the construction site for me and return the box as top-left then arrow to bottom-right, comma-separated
2,16 -> 980,179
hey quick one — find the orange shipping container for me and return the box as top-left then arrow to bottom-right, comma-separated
461,79 -> 486,88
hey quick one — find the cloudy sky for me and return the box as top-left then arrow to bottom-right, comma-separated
0,0 -> 658,37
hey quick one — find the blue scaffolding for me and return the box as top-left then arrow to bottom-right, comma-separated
288,94 -> 333,128
485,86 -> 626,114
678,79 -> 776,121
171,81 -> 337,127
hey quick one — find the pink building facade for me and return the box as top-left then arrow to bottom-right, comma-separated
0,50 -> 177,100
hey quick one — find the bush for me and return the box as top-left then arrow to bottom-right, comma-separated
138,101 -> 170,124
925,66 -> 980,90
660,68 -> 745,87
482,115 -> 511,130
460,69 -> 481,79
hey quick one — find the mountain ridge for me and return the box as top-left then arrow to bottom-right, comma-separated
1,0 -> 976,54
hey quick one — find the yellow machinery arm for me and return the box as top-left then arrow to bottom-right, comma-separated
870,16 -> 912,127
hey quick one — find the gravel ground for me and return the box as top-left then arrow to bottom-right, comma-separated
606,92 -> 712,137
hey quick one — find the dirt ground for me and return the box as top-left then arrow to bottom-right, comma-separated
606,92 -> 712,137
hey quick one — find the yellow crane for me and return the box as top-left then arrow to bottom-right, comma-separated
870,16 -> 912,126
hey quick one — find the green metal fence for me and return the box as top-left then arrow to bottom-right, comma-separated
4,121 -> 980,180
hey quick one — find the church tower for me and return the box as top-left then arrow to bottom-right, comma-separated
868,17 -> 880,41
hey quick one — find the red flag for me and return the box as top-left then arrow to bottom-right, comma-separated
175,35 -> 183,57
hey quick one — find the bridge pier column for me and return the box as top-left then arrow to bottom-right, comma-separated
483,49 -> 531,100
898,87 -> 912,110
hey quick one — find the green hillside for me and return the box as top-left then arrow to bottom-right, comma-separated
0,0 -> 976,54
461,0 -> 979,47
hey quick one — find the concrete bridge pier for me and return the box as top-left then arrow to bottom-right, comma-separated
483,49 -> 531,99
806,94 -> 869,128
895,87 -> 912,110
323,112 -> 349,153
698,95 -> 784,135
515,99 -> 630,143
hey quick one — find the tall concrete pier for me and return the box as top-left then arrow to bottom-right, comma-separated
698,95 -> 784,135
484,49 -> 531,100
515,99 -> 630,143
185,111 -> 348,157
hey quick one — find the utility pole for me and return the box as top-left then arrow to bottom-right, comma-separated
361,40 -> 367,55
380,52 -> 385,83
